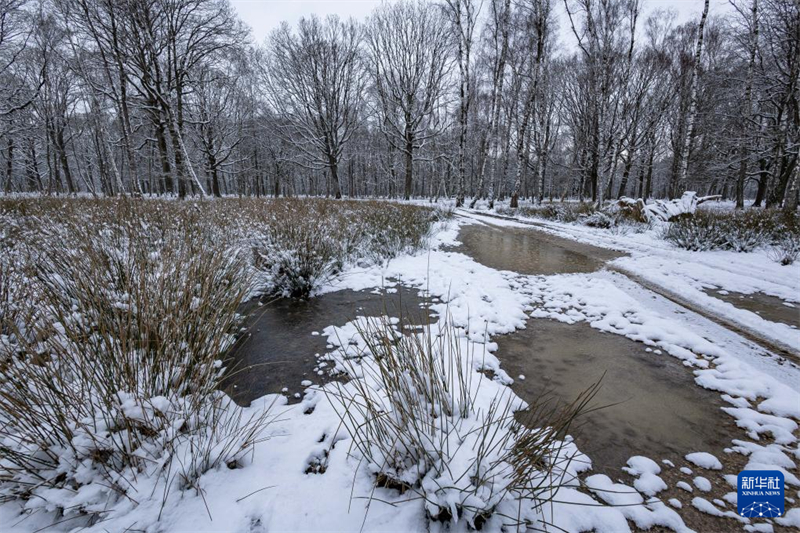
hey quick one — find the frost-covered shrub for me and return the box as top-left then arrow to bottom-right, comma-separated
769,234 -> 800,265
250,199 -> 436,298
610,219 -> 651,236
733,208 -> 799,243
664,211 -> 732,251
665,209 -> 770,252
579,211 -> 614,229
327,316 -> 592,529
664,219 -> 725,251
725,223 -> 767,252
0,205 -> 271,518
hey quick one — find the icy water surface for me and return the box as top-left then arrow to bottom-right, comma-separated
453,219 -> 623,275
496,319 -> 734,474
222,286 -> 435,405
705,288 -> 800,329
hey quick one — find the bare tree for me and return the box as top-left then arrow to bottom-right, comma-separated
732,0 -> 759,209
0,0 -> 43,118
509,0 -> 552,208
264,15 -> 364,199
366,0 -> 452,200
0,0 -> 793,207
469,0 -> 511,208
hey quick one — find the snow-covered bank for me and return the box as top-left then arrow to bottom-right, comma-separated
462,209 -> 800,356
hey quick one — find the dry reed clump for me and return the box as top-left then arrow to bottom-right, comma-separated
326,315 -> 595,530
247,199 -> 439,298
0,196 -> 440,519
0,200 -> 273,520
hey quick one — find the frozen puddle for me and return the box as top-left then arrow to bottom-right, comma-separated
223,286 -> 435,405
705,288 -> 800,329
496,319 -> 736,474
453,218 -> 624,275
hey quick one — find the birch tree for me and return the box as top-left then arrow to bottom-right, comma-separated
443,0 -> 479,208
671,0 -> 709,198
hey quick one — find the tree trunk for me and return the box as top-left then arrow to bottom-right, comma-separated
617,152 -> 634,199
736,0 -> 759,209
674,0 -> 710,197
471,0 -> 511,208
28,140 -> 43,192
155,119 -> 174,195
782,159 -> 799,213
753,160 -> 769,206
55,128 -> 75,194
404,126 -> 413,200
169,111 -> 206,198
645,138 -> 655,200
167,116 -> 188,198
329,154 -> 342,199
211,163 -> 221,197
4,137 -> 13,193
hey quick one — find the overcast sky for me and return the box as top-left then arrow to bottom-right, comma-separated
232,0 -> 733,46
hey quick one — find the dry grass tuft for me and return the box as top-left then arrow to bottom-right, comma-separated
0,196 -> 440,519
326,314 -> 596,529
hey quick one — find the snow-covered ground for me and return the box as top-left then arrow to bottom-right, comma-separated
2,215 -> 798,532
463,209 -> 800,356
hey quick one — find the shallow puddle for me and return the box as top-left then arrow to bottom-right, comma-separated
705,289 -> 800,329
495,318 -> 735,475
222,286 -> 435,405
453,220 -> 623,275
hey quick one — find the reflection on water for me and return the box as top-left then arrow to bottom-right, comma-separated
222,286 -> 435,406
453,221 -> 623,275
496,319 -> 735,474
226,219 -> 738,480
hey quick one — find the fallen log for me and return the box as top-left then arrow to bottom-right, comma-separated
618,192 -> 722,222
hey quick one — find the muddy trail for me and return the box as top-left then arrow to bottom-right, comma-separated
703,288 -> 800,330
454,220 -> 737,466
452,219 -> 624,274
455,219 -> 764,532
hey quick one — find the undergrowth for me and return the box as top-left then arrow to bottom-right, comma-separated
0,197 -> 440,523
664,208 -> 798,253
498,200 -> 798,256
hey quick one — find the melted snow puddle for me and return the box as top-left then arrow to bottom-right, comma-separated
223,285 -> 436,405
454,220 -> 736,472
704,288 -> 800,329
495,318 -> 737,476
452,219 -> 624,275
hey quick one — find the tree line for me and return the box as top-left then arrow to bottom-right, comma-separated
0,0 -> 798,210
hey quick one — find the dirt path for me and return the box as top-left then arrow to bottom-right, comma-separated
462,210 -> 800,361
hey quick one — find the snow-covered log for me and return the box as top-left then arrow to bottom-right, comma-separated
619,192 -> 721,223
